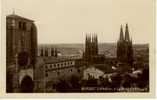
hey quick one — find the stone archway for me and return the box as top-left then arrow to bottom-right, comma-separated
20,75 -> 34,93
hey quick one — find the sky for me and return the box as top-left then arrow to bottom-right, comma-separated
3,0 -> 155,44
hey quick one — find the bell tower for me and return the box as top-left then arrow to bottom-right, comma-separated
6,13 -> 38,92
117,24 -> 133,65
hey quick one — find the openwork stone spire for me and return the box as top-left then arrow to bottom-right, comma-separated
119,25 -> 124,41
125,23 -> 130,41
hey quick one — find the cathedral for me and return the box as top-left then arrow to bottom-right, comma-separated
84,34 -> 98,63
84,34 -> 105,64
117,24 -> 133,65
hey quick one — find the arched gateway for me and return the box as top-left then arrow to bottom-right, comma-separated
20,75 -> 34,92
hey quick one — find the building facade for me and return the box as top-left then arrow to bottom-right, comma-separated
117,24 -> 133,65
6,13 -> 38,92
34,56 -> 85,92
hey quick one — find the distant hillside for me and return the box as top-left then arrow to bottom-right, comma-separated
38,43 -> 149,58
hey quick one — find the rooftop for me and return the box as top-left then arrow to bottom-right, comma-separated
6,14 -> 34,22
39,56 -> 80,64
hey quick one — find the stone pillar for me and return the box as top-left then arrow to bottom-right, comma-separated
48,48 -> 51,57
43,47 -> 45,56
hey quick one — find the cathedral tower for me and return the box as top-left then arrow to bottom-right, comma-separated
84,33 -> 98,63
117,24 -> 133,65
6,13 -> 38,92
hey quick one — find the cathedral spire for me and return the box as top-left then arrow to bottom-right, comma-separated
95,34 -> 98,55
95,34 -> 98,43
130,37 -> 133,44
91,34 -> 94,43
86,34 -> 89,43
125,23 -> 130,41
88,33 -> 92,43
119,25 -> 124,41
85,34 -> 88,43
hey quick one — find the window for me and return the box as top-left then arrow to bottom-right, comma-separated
45,65 -> 48,69
77,69 -> 80,73
57,72 -> 60,75
64,62 -> 66,66
19,21 -> 22,29
45,71 -> 48,77
61,63 -> 63,67
51,64 -> 53,68
45,73 -> 48,77
57,64 -> 59,67
23,22 -> 26,30
19,21 -> 26,30
52,84 -> 56,89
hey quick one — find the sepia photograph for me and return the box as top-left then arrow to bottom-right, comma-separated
1,0 -> 156,97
